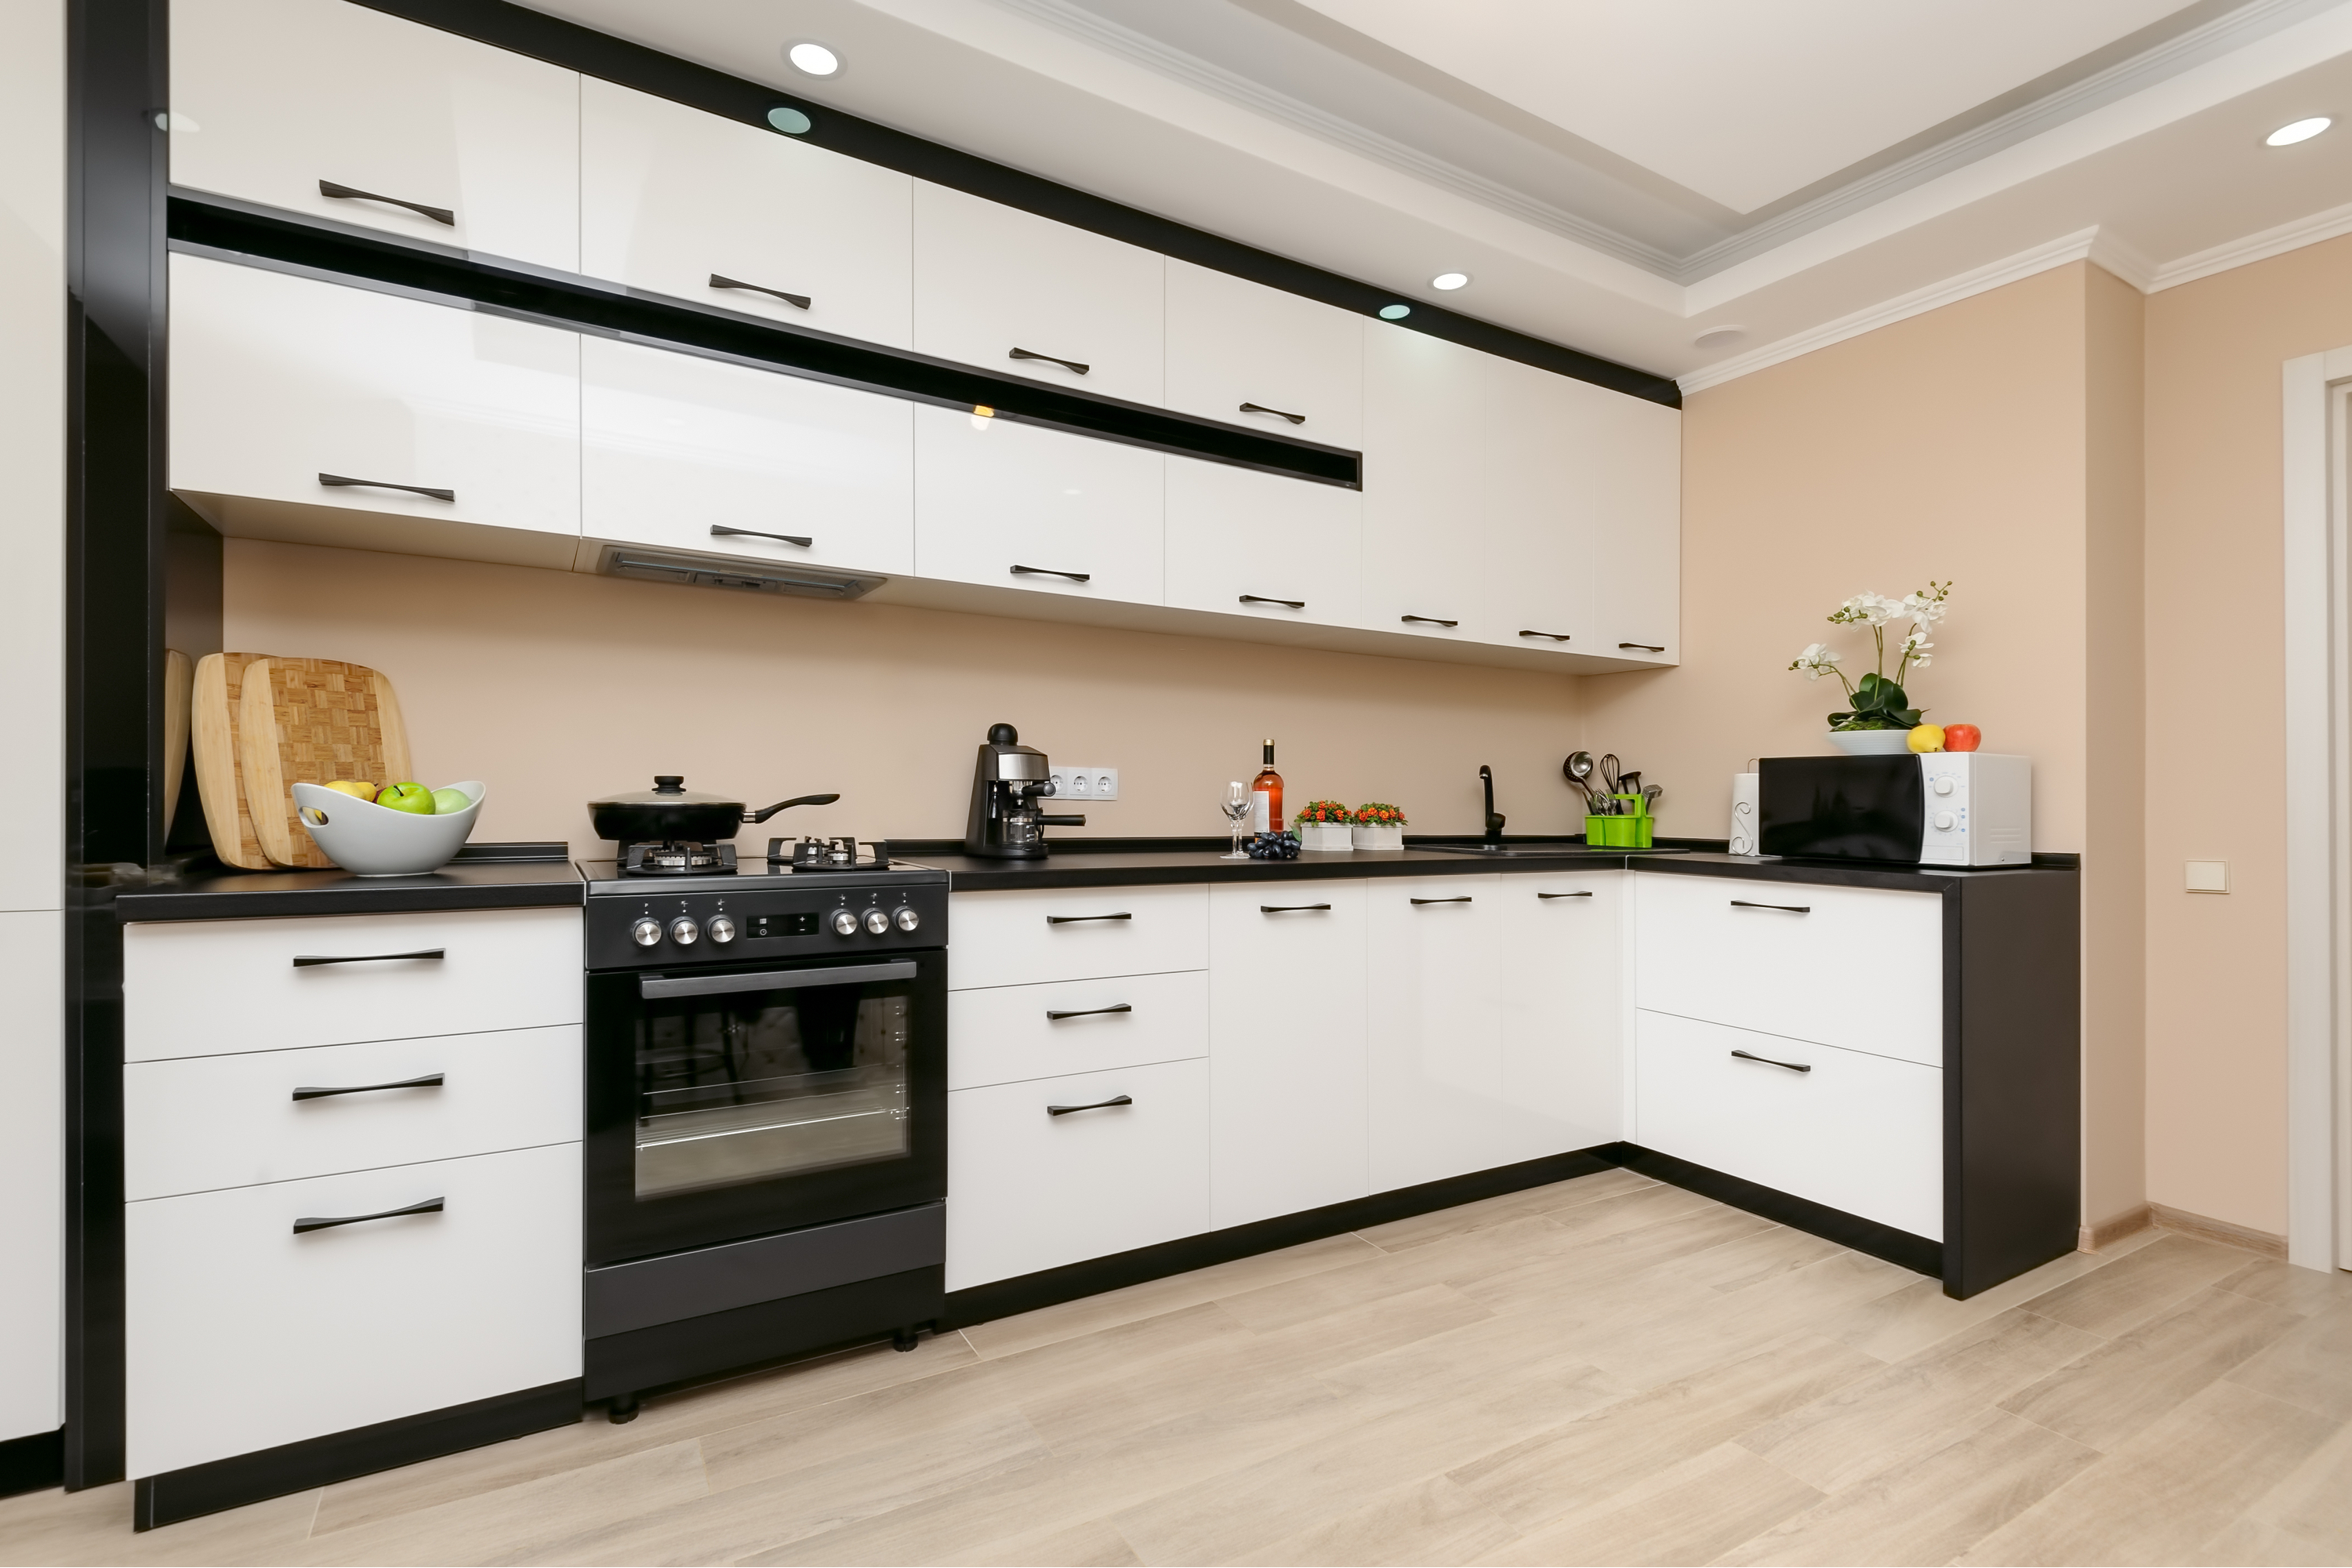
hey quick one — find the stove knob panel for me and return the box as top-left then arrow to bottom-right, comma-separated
895,907 -> 920,932
630,917 -> 662,948
670,916 -> 700,946
864,908 -> 890,935
831,909 -> 861,937
707,915 -> 736,945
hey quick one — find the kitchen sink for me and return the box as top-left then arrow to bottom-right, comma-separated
1414,840 -> 1688,858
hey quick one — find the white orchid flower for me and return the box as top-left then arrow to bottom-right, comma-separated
1788,642 -> 1842,681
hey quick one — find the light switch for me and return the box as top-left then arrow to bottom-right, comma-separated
2186,860 -> 2229,894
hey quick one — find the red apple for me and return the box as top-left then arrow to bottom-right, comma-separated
1944,724 -> 1983,752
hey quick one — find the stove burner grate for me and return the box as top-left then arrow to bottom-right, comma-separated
622,841 -> 739,877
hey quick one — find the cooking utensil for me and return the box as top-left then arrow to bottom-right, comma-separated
1618,770 -> 1642,798
232,655 -> 414,870
1642,783 -> 1663,815
588,776 -> 840,844
1599,753 -> 1622,795
1563,751 -> 1602,812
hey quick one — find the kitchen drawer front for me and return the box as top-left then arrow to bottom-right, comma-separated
125,1142 -> 581,1479
124,907 -> 582,1062
1635,1011 -> 1941,1241
949,971 -> 1207,1091
949,885 -> 1208,990
125,1025 -> 582,1202
1635,874 -> 1942,1067
946,1058 -> 1208,1290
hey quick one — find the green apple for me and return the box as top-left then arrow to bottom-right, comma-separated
430,786 -> 471,815
376,782 -> 435,815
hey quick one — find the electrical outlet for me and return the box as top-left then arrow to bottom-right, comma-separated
1050,767 -> 1119,801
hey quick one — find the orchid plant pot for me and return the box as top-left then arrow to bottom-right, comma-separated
1825,729 -> 1918,756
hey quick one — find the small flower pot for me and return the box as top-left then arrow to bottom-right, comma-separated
1826,728 -> 1916,756
1296,823 -> 1354,852
1352,824 -> 1405,851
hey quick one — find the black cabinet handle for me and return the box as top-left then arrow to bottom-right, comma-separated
1403,615 -> 1459,628
1519,630 -> 1573,642
1047,1094 -> 1133,1116
292,1073 -> 445,1102
318,180 -> 453,226
292,1196 -> 445,1234
318,474 -> 453,503
712,525 -> 814,547
1240,595 -> 1306,609
709,273 -> 811,310
1260,903 -> 1332,913
1012,564 -> 1091,583
1046,913 -> 1131,924
1731,1049 -> 1812,1074
1730,900 -> 1811,914
1410,896 -> 1472,905
292,948 -> 446,968
1238,401 -> 1305,425
1537,891 -> 1593,899
1045,1004 -> 1134,1020
1619,642 -> 1667,652
1010,347 -> 1090,376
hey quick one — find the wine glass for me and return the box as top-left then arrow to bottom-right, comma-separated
1220,781 -> 1251,858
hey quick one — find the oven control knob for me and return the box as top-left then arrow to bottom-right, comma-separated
670,916 -> 699,946
895,907 -> 920,932
1933,811 -> 1958,832
1933,776 -> 1955,796
831,908 -> 860,936
630,917 -> 662,948
707,915 -> 736,945
864,908 -> 891,935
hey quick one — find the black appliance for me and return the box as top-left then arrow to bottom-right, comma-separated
963,722 -> 1084,858
1758,753 -> 2032,866
581,853 -> 949,1420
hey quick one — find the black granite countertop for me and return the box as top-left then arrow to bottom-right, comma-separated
116,845 -> 583,922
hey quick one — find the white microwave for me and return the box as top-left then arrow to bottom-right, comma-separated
1757,753 -> 2031,866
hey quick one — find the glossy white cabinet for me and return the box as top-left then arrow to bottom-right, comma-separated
949,971 -> 1208,1091
1365,875 -> 1506,1191
168,256 -> 582,568
1573,383 -> 1682,665
170,0 -> 579,270
1481,356 -> 1594,654
581,78 -> 913,347
1165,260 -> 1363,447
1164,458 -> 1362,630
1207,884 -> 1368,1229
949,885 -> 1208,991
1494,873 -> 1625,1160
913,406 -> 1165,606
581,338 -> 913,578
913,183 -> 1165,407
1359,325 -> 1495,648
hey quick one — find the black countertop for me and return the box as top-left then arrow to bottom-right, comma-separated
116,846 -> 583,922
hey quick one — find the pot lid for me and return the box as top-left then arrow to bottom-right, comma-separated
587,775 -> 743,810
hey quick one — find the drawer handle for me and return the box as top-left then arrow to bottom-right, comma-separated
1537,891 -> 1593,899
1240,595 -> 1307,609
1619,642 -> 1667,653
1047,1094 -> 1133,1116
1410,896 -> 1472,906
292,948 -> 447,968
1519,630 -> 1573,642
318,474 -> 454,503
1260,903 -> 1332,913
1729,900 -> 1811,914
1402,615 -> 1459,628
292,1196 -> 445,1234
292,1073 -> 445,1102
1009,347 -> 1091,376
712,525 -> 814,548
1012,564 -> 1092,583
709,272 -> 811,310
1238,401 -> 1305,425
317,180 -> 454,227
1045,1004 -> 1133,1020
1731,1049 -> 1812,1074
1046,913 -> 1131,924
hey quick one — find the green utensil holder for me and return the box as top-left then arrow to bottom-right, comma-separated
1584,809 -> 1653,849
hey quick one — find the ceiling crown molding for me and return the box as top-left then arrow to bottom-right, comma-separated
2151,194 -> 2352,288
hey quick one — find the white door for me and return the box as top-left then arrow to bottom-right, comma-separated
1581,391 -> 1682,666
912,183 -> 1165,407
1365,874 -> 1504,1191
1494,873 -> 1624,1161
168,256 -> 580,564
580,78 -> 913,348
913,406 -> 1164,605
1207,883 -> 1368,1228
169,0 -> 579,270
1164,458 -> 1361,630
1360,322 -> 1494,648
1481,357 -> 1595,655
581,338 -> 913,578
1165,260 -> 1363,448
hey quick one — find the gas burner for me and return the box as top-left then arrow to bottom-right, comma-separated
621,840 -> 739,877
769,835 -> 887,872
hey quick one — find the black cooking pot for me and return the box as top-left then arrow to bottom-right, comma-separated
588,775 -> 840,844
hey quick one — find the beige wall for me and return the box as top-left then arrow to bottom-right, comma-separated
223,539 -> 1589,860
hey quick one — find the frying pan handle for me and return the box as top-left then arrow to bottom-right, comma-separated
746,792 -> 840,823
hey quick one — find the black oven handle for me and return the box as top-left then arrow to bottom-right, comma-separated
637,960 -> 918,999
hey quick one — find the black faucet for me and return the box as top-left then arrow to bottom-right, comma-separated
1480,764 -> 1506,845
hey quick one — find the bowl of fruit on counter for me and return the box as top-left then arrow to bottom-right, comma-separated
289,779 -> 486,876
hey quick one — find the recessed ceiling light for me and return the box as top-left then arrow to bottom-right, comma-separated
766,106 -> 812,135
1377,303 -> 1412,320
1693,326 -> 1745,349
786,41 -> 842,77
1430,271 -> 1470,290
2267,115 -> 2331,146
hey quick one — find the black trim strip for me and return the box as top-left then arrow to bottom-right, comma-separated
1602,1143 -> 1944,1279
131,1380 -> 580,1530
341,0 -> 1677,408
0,1428 -> 64,1501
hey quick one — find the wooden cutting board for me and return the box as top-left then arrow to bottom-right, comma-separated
192,652 -> 278,871
237,657 -> 413,869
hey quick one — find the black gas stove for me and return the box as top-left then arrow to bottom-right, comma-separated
611,833 -> 895,878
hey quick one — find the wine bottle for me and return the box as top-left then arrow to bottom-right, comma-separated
1251,739 -> 1284,833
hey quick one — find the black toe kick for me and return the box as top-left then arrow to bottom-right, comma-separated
583,1265 -> 945,1403
1605,1144 -> 1944,1280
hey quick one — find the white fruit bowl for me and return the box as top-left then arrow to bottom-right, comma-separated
292,781 -> 485,877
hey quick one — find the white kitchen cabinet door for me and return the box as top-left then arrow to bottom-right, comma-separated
1493,873 -> 1624,1163
913,183 -> 1165,406
1480,356 -> 1594,655
1359,322 -> 1496,648
1165,260 -> 1363,448
1365,874 -> 1505,1191
949,970 -> 1208,1091
1207,883 -> 1368,1229
949,885 -> 1208,990
581,78 -> 912,347
582,338 -> 913,578
913,406 -> 1164,605
1163,457 -> 1361,630
1580,391 -> 1682,665
946,1058 -> 1209,1290
170,0 -> 579,270
125,1141 -> 580,1479
169,256 -> 580,563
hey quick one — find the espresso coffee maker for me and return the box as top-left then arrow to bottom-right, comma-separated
963,723 -> 1085,858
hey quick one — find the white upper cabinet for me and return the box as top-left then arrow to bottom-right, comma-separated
1164,260 -> 1363,448
581,338 -> 913,578
1359,323 -> 1495,647
580,78 -> 913,348
168,256 -> 581,568
1481,355 -> 1595,655
913,406 -> 1164,606
1581,392 -> 1682,665
912,184 -> 1165,407
1163,459 -> 1360,630
169,0 -> 579,270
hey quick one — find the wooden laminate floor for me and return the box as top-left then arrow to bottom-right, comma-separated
10,1169 -> 2352,1566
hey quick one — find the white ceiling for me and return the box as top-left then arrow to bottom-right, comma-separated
524,0 -> 2352,386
